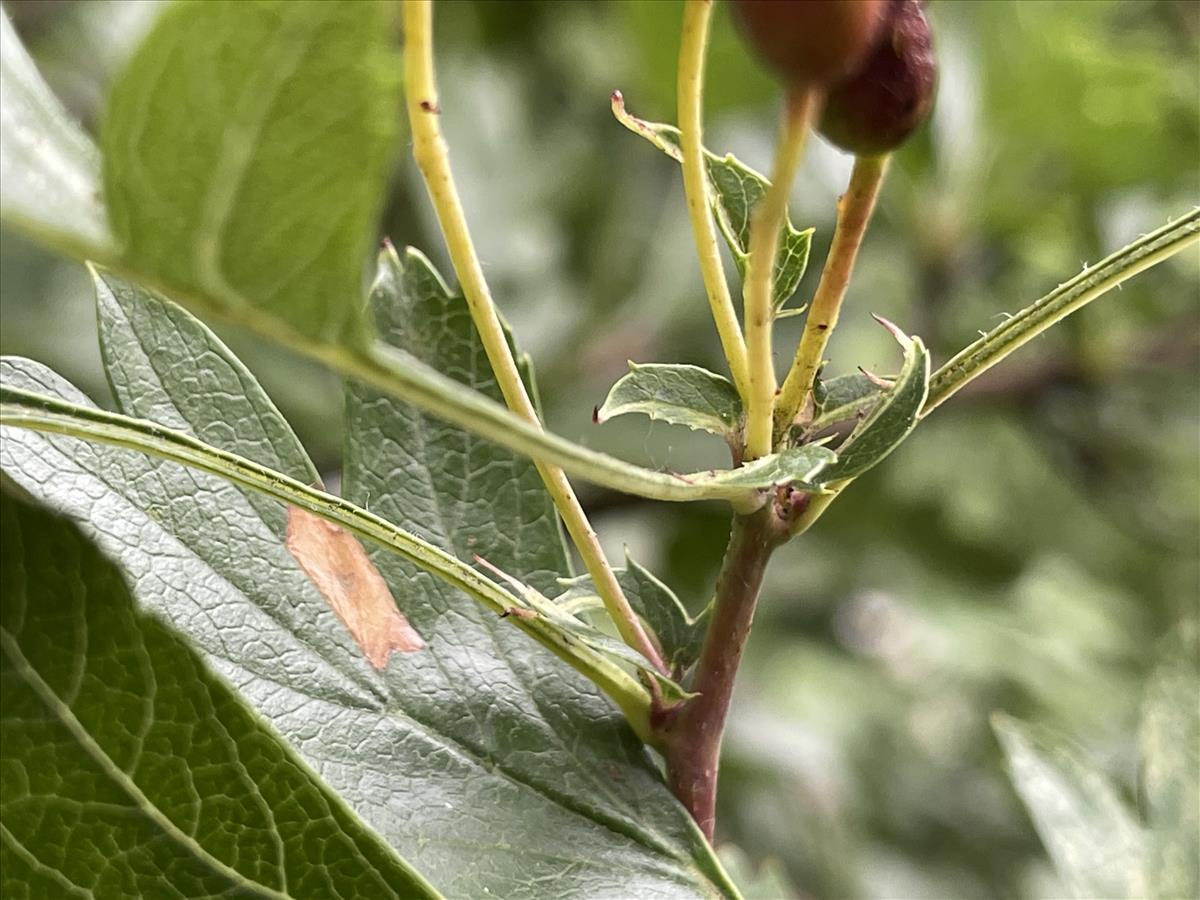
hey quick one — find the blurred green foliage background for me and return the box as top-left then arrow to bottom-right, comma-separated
2,1 -> 1198,897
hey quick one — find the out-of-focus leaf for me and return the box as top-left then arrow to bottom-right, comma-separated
598,362 -> 743,442
717,846 -> 798,900
556,554 -> 709,677
341,243 -> 739,897
993,713 -> 1146,899
1139,635 -> 1200,900
100,0 -> 399,347
813,318 -> 929,483
0,11 -> 113,258
0,489 -> 438,899
613,92 -> 812,311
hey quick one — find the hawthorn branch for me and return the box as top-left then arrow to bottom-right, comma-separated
662,507 -> 788,840
403,0 -> 666,676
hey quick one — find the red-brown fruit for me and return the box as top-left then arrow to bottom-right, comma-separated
818,0 -> 937,155
732,0 -> 890,88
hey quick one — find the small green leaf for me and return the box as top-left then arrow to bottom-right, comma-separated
101,0 -> 400,348
808,372 -> 886,432
555,555 -> 709,677
0,489 -> 438,899
613,92 -> 812,311
1139,635 -> 1200,900
993,713 -> 1146,900
0,11 -> 114,259
811,318 -> 929,484
598,362 -> 743,442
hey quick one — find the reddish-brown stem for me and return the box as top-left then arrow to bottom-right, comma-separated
662,506 -> 788,840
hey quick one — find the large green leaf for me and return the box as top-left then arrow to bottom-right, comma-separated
612,92 -> 812,312
1139,638 -> 1200,900
597,363 -> 743,444
342,243 -> 737,897
0,488 -> 437,899
2,262 -> 736,896
0,10 -> 114,259
0,377 -> 658,733
100,0 -> 399,348
993,714 -> 1146,899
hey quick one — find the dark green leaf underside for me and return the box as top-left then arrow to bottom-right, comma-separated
0,489 -> 436,899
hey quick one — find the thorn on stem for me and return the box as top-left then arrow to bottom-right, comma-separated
419,99 -> 441,114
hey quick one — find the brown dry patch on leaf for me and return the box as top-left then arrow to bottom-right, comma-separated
286,506 -> 423,668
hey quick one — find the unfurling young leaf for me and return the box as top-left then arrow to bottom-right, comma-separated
808,316 -> 929,484
808,371 -> 886,432
286,506 -> 424,668
613,91 -> 812,311
555,554 -> 709,678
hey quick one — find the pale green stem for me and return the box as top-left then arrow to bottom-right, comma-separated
743,89 -> 817,459
776,153 -> 889,440
0,388 -> 657,743
403,0 -> 665,675
678,0 -> 750,399
924,209 -> 1200,415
